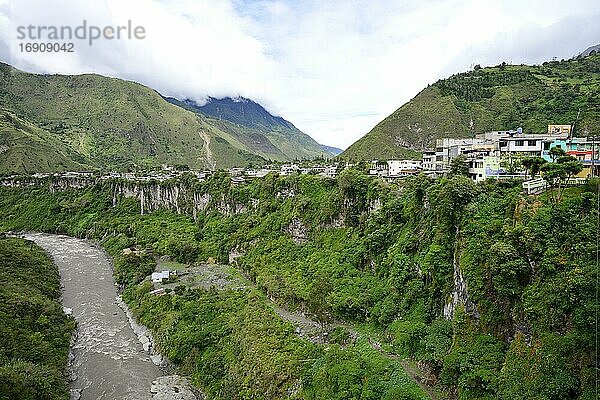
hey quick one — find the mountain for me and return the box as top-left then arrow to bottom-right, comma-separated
0,63 -> 327,174
166,96 -> 330,161
320,144 -> 343,156
0,110 -> 88,173
578,43 -> 600,58
341,53 -> 600,161
0,62 -> 271,173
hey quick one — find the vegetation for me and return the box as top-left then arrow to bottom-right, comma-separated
341,53 -> 600,161
168,97 -> 330,161
0,62 -> 327,174
0,170 -> 596,399
0,237 -> 75,400
521,156 -> 547,178
541,155 -> 584,202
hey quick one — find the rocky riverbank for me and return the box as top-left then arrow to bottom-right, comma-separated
21,233 -> 202,400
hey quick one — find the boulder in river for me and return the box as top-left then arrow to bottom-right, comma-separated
150,375 -> 200,400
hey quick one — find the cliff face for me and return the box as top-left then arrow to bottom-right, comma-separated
1,172 -> 595,400
0,174 -> 478,323
1,176 -> 256,220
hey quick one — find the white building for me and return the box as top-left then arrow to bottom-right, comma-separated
280,164 -> 300,175
423,129 -> 570,181
369,160 -> 422,178
151,270 -> 171,284
245,169 -> 271,178
422,151 -> 436,172
319,166 -> 338,178
369,160 -> 389,177
388,160 -> 422,177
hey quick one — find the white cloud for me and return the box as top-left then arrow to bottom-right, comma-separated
1,0 -> 599,149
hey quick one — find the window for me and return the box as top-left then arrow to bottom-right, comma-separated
515,140 -> 524,146
528,140 -> 537,146
543,142 -> 550,150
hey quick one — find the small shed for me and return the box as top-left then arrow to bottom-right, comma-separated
151,270 -> 171,284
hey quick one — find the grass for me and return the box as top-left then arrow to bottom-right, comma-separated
156,259 -> 188,270
0,62 -> 322,173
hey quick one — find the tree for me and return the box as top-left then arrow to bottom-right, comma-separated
449,155 -> 469,177
540,155 -> 583,202
308,273 -> 333,331
521,157 -> 547,178
548,146 -> 566,162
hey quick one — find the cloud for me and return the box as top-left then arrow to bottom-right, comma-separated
1,0 -> 599,149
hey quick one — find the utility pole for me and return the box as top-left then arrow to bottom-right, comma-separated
592,136 -> 598,178
572,109 -> 581,139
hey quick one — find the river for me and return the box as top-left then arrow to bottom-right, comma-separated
24,233 -> 163,400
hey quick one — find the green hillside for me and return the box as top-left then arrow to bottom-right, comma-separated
0,237 -> 75,400
0,62 -> 217,171
342,53 -> 600,160
0,110 -> 88,174
0,63 -> 322,174
167,97 -> 330,161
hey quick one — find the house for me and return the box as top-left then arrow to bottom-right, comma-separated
422,151 -> 436,172
245,169 -> 272,178
368,160 -> 422,178
228,168 -> 244,177
541,137 -> 599,162
468,155 -> 503,182
369,160 -> 389,177
280,164 -> 300,175
388,160 -> 422,177
151,270 -> 171,284
319,166 -> 338,178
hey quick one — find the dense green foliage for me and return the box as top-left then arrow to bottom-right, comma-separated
0,237 -> 75,400
342,53 -> 600,161
0,171 -> 597,399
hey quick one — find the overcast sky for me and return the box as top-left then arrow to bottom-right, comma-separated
1,0 -> 599,149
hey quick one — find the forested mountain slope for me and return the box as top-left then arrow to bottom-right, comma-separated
167,97 -> 331,160
342,54 -> 600,160
0,63 -> 328,174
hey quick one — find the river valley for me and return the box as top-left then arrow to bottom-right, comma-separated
23,233 -> 196,400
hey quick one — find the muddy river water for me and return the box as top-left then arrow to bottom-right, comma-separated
24,233 -> 163,400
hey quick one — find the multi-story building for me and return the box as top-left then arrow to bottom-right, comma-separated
423,126 -> 580,182
388,160 -> 422,177
467,155 -> 503,181
422,150 -> 436,172
368,160 -> 422,178
369,160 -> 389,177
